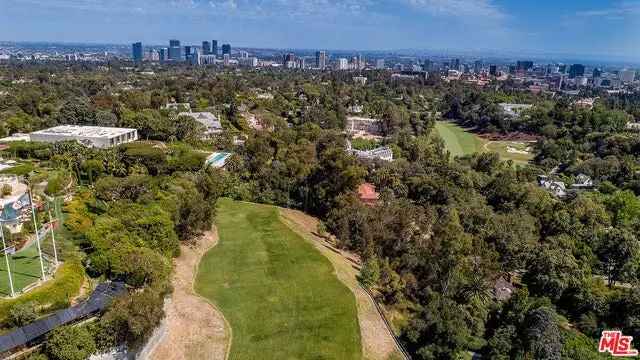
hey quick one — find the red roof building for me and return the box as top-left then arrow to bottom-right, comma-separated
357,183 -> 380,206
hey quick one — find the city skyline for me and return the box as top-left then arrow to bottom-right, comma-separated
0,0 -> 639,61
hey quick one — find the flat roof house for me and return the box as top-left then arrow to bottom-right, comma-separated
30,125 -> 138,148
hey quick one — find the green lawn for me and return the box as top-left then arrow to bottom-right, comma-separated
435,121 -> 533,164
0,239 -> 48,296
435,121 -> 485,158
196,199 -> 362,360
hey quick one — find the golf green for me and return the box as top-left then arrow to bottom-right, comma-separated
195,199 -> 362,360
435,121 -> 486,158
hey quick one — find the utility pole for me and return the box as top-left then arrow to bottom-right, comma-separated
0,222 -> 15,297
28,188 -> 46,281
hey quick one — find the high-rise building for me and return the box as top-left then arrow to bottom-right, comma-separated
168,40 -> 182,61
159,48 -> 168,63
592,68 -> 602,78
212,40 -> 218,56
337,58 -> 349,70
202,41 -> 211,55
184,46 -> 192,60
132,42 -> 143,64
489,65 -> 498,76
620,69 -> 636,83
356,54 -> 364,69
223,53 -> 230,66
222,44 -> 231,56
190,48 -> 201,65
473,60 -> 483,74
315,51 -> 326,69
423,59 -> 433,72
376,59 -> 385,70
283,53 -> 295,65
148,49 -> 159,62
452,58 -> 460,70
516,61 -> 534,71
568,64 -> 585,79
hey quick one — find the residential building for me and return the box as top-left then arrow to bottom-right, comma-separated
29,125 -> 138,148
353,76 -> 367,85
357,183 -> 379,206
376,59 -> 385,70
178,112 -> 223,137
538,176 -> 567,197
348,145 -> 394,162
164,102 -> 191,111
500,103 -> 533,117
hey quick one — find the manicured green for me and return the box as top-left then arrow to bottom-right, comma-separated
435,121 -> 533,164
0,240 -> 48,296
196,199 -> 361,360
435,121 -> 485,158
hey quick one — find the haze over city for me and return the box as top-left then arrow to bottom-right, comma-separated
1,0 -> 639,61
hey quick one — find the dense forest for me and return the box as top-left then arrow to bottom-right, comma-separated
0,61 -> 638,359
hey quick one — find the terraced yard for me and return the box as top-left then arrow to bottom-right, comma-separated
195,199 -> 361,360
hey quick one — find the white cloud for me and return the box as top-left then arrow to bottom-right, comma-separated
406,0 -> 505,19
576,1 -> 640,19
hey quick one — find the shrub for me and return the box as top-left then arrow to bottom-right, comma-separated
46,325 -> 96,360
8,301 -> 37,327
1,184 -> 12,197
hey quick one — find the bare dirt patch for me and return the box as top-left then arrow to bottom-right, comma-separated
147,229 -> 230,360
280,208 -> 402,360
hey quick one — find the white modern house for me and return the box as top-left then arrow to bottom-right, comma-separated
29,125 -> 138,148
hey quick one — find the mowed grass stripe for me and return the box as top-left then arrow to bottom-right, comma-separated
195,199 -> 361,360
435,121 -> 485,158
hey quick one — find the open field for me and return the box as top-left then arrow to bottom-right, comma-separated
279,208 -> 403,360
434,121 -> 485,158
435,121 -> 533,164
195,199 -> 361,360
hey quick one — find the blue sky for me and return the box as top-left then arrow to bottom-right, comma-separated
1,0 -> 639,60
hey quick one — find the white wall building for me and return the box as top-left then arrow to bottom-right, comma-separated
30,125 -> 138,148
337,58 -> 349,70
620,69 -> 636,83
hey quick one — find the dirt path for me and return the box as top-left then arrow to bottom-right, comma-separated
280,209 -> 402,360
146,229 -> 230,360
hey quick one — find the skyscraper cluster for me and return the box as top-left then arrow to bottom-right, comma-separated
131,39 -> 230,64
